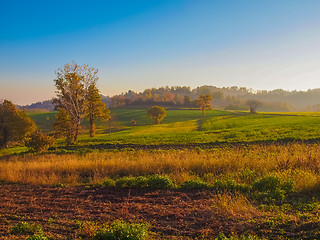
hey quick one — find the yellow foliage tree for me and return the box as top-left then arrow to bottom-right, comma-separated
147,106 -> 167,124
85,84 -> 110,137
197,95 -> 213,117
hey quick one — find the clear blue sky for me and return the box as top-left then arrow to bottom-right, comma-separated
1,0 -> 320,104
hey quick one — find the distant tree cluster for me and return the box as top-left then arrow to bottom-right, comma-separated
110,86 -> 199,108
20,85 -> 320,113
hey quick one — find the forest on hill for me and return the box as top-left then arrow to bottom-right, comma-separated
20,85 -> 320,112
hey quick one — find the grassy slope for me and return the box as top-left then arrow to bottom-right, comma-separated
26,109 -> 320,146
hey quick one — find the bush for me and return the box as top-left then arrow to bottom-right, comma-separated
215,232 -> 263,240
93,220 -> 149,240
25,131 -> 55,153
102,178 -> 116,187
252,175 -> 295,202
26,234 -> 50,240
147,175 -> 175,189
10,222 -> 43,235
180,180 -> 210,189
252,175 -> 282,192
115,176 -> 148,188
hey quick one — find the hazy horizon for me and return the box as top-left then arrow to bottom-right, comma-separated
1,0 -> 320,105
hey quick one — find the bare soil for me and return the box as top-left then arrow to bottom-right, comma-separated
0,183 -> 258,239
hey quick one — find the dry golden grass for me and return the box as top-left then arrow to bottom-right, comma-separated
210,193 -> 261,219
1,143 -> 320,189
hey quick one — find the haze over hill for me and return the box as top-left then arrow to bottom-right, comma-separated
20,85 -> 320,112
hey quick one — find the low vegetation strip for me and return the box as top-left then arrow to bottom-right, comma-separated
1,143 -> 320,193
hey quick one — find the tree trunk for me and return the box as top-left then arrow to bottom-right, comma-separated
89,118 -> 95,137
0,126 -> 8,148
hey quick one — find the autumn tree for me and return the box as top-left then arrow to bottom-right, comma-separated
53,62 -> 99,144
0,99 -> 36,148
197,95 -> 212,116
85,84 -> 110,137
53,107 -> 72,141
147,106 -> 167,124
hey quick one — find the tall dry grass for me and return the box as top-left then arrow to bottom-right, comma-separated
1,143 -> 320,190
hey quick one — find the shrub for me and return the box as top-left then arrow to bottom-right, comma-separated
25,131 -> 55,153
252,175 -> 295,201
102,178 -> 116,187
115,176 -> 148,188
10,222 -> 43,235
26,234 -> 50,240
215,232 -> 263,240
180,180 -> 210,189
282,179 -> 295,193
147,175 -> 175,189
252,175 -> 282,193
93,220 -> 149,240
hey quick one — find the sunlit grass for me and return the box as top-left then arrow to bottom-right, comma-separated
1,143 -> 320,192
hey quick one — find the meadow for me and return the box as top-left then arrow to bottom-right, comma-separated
1,109 -> 320,239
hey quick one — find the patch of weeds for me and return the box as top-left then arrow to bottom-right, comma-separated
75,220 -> 100,239
10,221 -> 43,235
180,180 -> 210,189
54,183 -> 66,188
26,234 -> 50,240
93,220 -> 149,240
212,178 -> 251,193
239,168 -> 258,184
252,175 -> 295,202
47,218 -> 54,224
147,174 -> 175,189
215,232 -> 264,240
102,178 -> 116,187
115,176 -> 148,188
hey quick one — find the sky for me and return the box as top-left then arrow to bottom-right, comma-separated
1,0 -> 320,105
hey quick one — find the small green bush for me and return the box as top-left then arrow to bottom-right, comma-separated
115,176 -> 148,188
180,180 -> 210,189
10,222 -> 43,235
102,178 -> 116,187
25,131 -> 55,153
93,220 -> 149,240
26,234 -> 50,240
252,175 -> 295,202
147,175 -> 175,189
252,175 -> 282,192
282,179 -> 295,193
215,232 -> 264,240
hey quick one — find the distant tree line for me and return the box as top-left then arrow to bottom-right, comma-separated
20,85 -> 320,112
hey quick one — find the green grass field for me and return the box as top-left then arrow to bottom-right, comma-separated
26,109 -> 320,147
